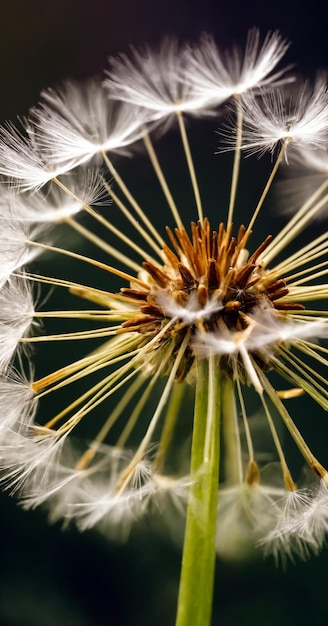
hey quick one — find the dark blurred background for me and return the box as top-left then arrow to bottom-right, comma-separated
0,0 -> 327,122
0,1 -> 327,625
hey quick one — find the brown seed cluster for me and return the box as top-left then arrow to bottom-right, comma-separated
119,219 -> 303,380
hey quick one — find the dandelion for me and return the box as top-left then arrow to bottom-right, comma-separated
0,30 -> 327,626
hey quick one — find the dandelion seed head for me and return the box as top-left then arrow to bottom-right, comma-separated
0,31 -> 327,564
120,221 -> 306,386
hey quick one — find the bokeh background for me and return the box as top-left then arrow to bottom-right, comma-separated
0,1 -> 327,625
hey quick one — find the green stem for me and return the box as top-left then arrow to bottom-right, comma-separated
175,357 -> 221,626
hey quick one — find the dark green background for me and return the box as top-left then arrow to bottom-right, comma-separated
0,1 -> 327,625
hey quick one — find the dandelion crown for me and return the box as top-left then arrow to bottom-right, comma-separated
0,30 -> 328,602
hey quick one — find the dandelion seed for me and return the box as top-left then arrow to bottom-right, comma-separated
260,481 -> 328,563
276,146 -> 328,218
215,478 -> 288,561
0,427 -> 68,494
0,275 -> 37,373
183,29 -> 291,105
0,122 -> 78,191
0,170 -> 105,223
0,220 -> 45,287
0,373 -> 36,441
233,76 -> 328,156
32,81 -> 153,168
105,39 -> 212,119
